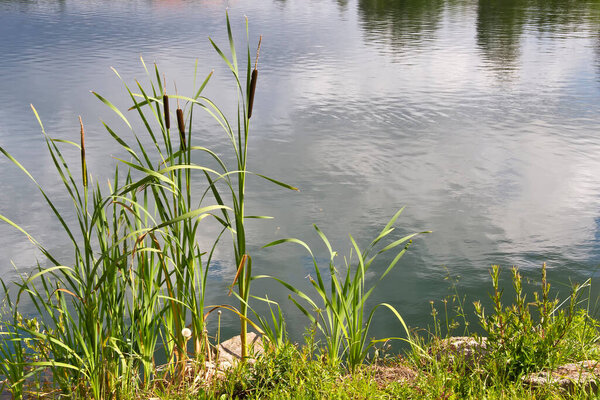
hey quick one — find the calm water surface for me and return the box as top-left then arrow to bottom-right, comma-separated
1,0 -> 600,339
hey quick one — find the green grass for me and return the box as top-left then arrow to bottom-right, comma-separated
259,211 -> 429,372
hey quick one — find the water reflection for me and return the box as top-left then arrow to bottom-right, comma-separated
0,0 -> 599,342
476,0 -> 525,73
358,0 -> 600,76
524,0 -> 600,32
596,32 -> 600,83
358,0 -> 445,53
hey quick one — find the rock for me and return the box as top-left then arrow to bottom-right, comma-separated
433,336 -> 488,366
522,360 -> 600,393
153,332 -> 264,387
215,331 -> 264,367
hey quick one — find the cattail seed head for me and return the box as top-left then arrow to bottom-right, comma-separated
248,69 -> 258,119
176,108 -> 186,150
163,95 -> 170,130
248,36 -> 262,119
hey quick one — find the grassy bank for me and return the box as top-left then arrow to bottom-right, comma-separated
132,264 -> 600,399
1,15 -> 599,400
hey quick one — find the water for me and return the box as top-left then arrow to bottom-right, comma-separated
1,0 -> 600,341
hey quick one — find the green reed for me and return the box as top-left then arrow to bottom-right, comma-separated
261,209 -> 429,372
0,14 -> 298,398
124,12 -> 296,362
204,14 -> 296,360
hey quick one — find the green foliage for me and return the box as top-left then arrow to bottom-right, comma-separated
260,209 -> 429,372
474,264 -> 597,380
204,13 -> 296,361
215,342 -> 382,399
247,295 -> 288,349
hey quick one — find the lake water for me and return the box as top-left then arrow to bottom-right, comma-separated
1,0 -> 600,341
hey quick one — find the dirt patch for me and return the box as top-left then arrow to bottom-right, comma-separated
367,362 -> 419,388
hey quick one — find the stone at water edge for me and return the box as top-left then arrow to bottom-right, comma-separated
432,336 -> 488,366
215,332 -> 264,367
522,360 -> 600,393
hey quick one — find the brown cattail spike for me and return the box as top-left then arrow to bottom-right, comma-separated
173,82 -> 186,150
79,116 -> 87,188
177,108 -> 186,150
248,70 -> 258,119
163,95 -> 170,130
163,74 -> 170,130
248,36 -> 262,119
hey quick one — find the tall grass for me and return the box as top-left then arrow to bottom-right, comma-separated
261,209 -> 429,372
205,16 -> 296,361
0,13 -> 297,398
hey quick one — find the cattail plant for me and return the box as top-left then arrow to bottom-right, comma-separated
208,15 -> 298,362
0,15 -> 295,399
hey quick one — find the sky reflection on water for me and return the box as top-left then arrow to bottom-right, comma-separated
1,0 -> 600,338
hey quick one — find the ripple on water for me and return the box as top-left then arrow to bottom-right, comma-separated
0,0 -> 600,339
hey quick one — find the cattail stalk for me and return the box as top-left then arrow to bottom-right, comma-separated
248,35 -> 262,119
216,310 -> 222,364
79,116 -> 87,187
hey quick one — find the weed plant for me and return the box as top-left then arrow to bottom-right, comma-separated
407,264 -> 600,399
474,263 -> 599,380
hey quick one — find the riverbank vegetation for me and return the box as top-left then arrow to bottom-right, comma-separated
1,15 -> 600,400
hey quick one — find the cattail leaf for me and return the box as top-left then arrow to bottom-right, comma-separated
379,232 -> 425,253
193,70 -> 214,100
50,138 -> 80,149
254,173 -> 298,191
92,91 -> 132,130
154,62 -> 163,95
209,37 -> 235,75
127,96 -> 160,111
229,254 -> 249,295
79,116 -> 87,188
154,205 -> 230,230
226,11 -> 238,73
102,122 -> 141,163
29,104 -> 46,133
